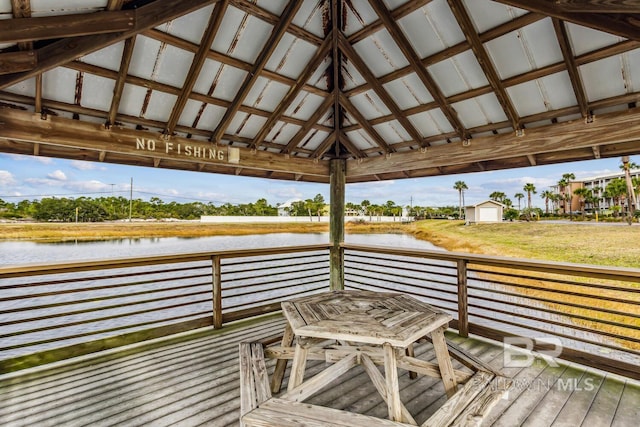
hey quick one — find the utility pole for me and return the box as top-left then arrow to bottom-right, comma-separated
129,177 -> 133,222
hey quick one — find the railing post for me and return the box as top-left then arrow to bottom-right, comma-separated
212,255 -> 222,329
457,259 -> 469,338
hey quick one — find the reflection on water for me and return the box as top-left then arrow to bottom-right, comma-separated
0,233 -> 441,266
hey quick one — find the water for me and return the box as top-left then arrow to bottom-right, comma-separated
0,232 -> 440,266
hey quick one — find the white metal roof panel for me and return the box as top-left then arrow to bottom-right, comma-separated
192,60 -> 248,101
81,74 -> 114,111
383,73 -> 434,110
519,18 -> 564,69
128,36 -> 162,80
373,120 -> 410,144
153,45 -> 194,87
485,31 -> 531,80
42,68 -> 76,104
256,0 -> 287,16
291,0 -> 325,38
30,0 -> 106,16
0,0 -> 11,13
342,57 -> 366,90
143,91 -> 177,122
309,57 -> 331,91
214,7 -> 272,63
350,90 -> 392,119
266,122 -> 301,145
343,0 -> 377,37
539,72 -> 578,110
285,91 -> 327,121
266,35 -> 317,79
80,41 -> 125,72
228,113 -> 268,138
176,98 -> 201,128
505,73 -> 578,118
462,0 -> 527,33
453,93 -> 509,129
427,51 -> 488,97
192,103 -> 227,131
117,84 -> 147,118
353,30 -> 409,78
3,78 -> 35,98
408,109 -> 454,137
566,22 -> 625,57
156,4 -> 214,45
624,49 -> 640,93
580,56 -> 627,102
346,129 -> 376,151
298,129 -> 329,153
243,77 -> 289,111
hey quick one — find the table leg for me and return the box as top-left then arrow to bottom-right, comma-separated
288,341 -> 309,391
431,326 -> 458,398
406,343 -> 417,379
271,323 -> 294,393
383,342 -> 402,422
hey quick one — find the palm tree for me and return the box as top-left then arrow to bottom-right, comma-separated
621,156 -> 638,222
605,178 -> 627,218
489,191 -> 507,203
453,181 -> 468,219
573,188 -> 591,220
540,190 -> 554,215
559,173 -> 575,215
514,192 -> 524,212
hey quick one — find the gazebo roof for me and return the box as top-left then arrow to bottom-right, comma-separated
1,0 -> 639,184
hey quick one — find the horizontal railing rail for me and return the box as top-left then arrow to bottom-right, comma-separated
342,243 -> 640,380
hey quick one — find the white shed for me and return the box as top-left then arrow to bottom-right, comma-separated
465,200 -> 505,224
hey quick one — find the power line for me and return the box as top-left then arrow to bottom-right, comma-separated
0,190 -> 128,198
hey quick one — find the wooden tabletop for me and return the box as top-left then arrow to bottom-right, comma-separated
281,290 -> 452,348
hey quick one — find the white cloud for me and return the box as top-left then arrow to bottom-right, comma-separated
70,160 -> 98,171
0,170 -> 16,186
47,170 -> 67,181
67,180 -> 109,192
266,186 -> 304,200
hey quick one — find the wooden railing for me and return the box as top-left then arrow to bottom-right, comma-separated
342,244 -> 640,380
1,243 -> 638,380
0,245 -> 330,372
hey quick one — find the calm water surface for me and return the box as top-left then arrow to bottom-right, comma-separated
0,232 -> 440,266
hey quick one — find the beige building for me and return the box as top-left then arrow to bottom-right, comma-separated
465,200 -> 504,224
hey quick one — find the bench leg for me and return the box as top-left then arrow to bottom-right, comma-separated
383,343 -> 403,422
431,326 -> 458,398
288,341 -> 309,391
270,323 -> 294,393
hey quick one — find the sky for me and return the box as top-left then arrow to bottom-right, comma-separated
0,152 -> 634,209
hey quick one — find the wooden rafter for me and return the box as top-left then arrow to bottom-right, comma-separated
337,34 -> 426,146
0,0 -> 221,91
447,0 -> 521,131
331,0 -> 341,158
368,0 -> 469,141
106,0 -> 125,11
0,51 -> 37,75
552,18 -> 590,119
0,11 -> 135,44
494,0 -> 640,41
210,0 -> 302,143
251,32 -> 333,150
107,37 -> 136,128
165,1 -> 229,136
338,131 -> 366,159
553,1 -> 640,13
339,93 -> 392,154
282,93 -> 334,154
311,133 -> 336,159
10,0 -> 32,51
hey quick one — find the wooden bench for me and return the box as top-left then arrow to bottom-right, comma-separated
239,341 -> 512,427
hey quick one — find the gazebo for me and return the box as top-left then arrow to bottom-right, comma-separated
1,1 -> 639,425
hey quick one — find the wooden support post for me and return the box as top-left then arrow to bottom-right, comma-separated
212,255 -> 222,329
329,158 -> 345,291
457,259 -> 469,338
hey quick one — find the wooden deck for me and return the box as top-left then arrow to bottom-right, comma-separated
0,314 -> 638,427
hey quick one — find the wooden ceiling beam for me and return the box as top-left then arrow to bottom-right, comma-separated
448,0 -> 521,131
282,93 -> 334,154
369,0 -> 468,141
311,132 -> 336,159
0,51 -> 37,75
552,18 -> 590,119
331,0 -> 341,159
338,33 -> 426,146
11,0 -> 32,51
553,1 -> 640,13
230,0 -> 322,45
348,107 -> 640,177
210,0 -> 302,143
0,0 -> 221,91
0,108 -> 329,178
493,0 -> 640,41
338,131 -> 367,159
251,32 -> 332,149
107,37 -> 136,127
106,0 -> 125,10
0,10 -> 135,44
339,92 -> 392,154
165,1 -> 229,136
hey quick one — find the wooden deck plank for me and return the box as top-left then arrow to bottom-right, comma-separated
551,369 -> 605,426
0,315 -> 636,427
